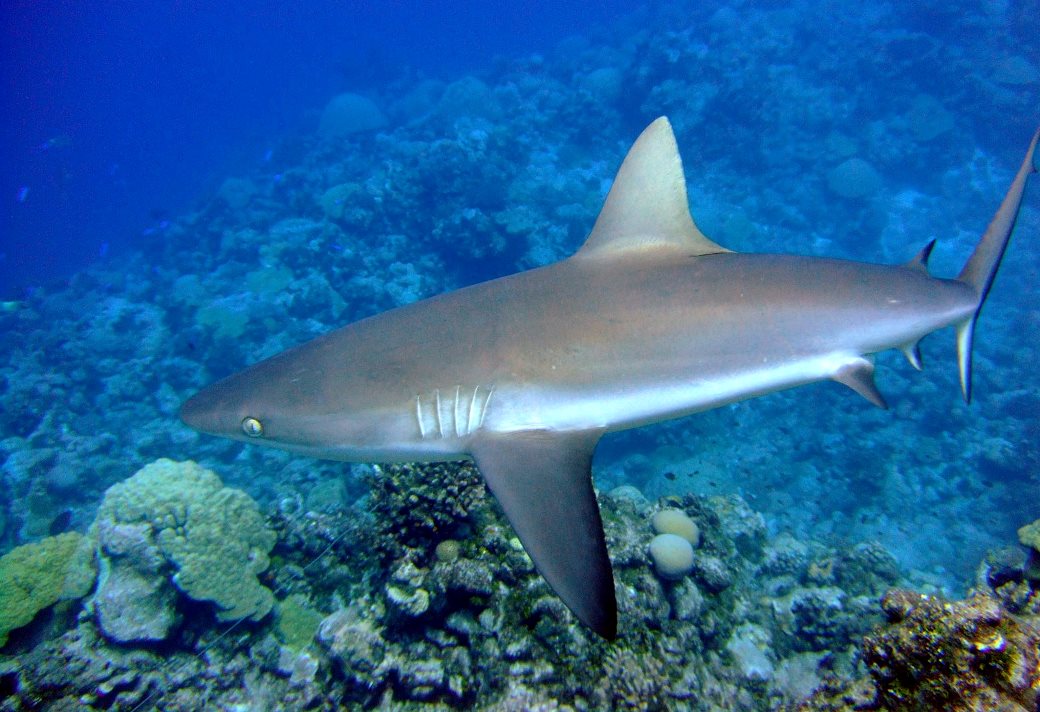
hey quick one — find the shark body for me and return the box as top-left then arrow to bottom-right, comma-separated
181,118 -> 1038,639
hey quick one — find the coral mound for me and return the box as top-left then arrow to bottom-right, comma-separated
0,531 -> 94,647
94,459 -> 276,641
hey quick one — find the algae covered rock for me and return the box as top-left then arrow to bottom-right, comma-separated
0,531 -> 95,647
1018,518 -> 1040,581
274,594 -> 325,653
1017,518 -> 1040,553
94,459 -> 276,641
863,590 -> 1040,711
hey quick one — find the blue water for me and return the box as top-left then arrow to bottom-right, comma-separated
0,0 -> 1037,705
1,1 -> 633,298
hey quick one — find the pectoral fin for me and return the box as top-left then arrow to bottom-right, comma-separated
470,429 -> 616,639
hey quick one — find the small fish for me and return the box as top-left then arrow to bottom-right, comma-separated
49,509 -> 73,535
37,134 -> 72,152
15,186 -> 29,203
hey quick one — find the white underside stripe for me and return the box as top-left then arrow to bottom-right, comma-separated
485,352 -> 865,434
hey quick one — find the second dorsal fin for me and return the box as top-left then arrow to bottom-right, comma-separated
575,117 -> 730,261
905,239 -> 936,273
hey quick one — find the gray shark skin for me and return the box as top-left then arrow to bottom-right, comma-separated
181,118 -> 1039,640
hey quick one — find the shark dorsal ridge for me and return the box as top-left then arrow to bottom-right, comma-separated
576,116 -> 730,261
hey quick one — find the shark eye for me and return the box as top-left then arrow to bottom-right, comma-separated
241,417 -> 264,438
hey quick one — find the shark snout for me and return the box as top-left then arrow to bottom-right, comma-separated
179,389 -> 217,433
179,385 -> 240,437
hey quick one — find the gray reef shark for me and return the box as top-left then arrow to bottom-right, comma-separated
181,118 -> 1038,639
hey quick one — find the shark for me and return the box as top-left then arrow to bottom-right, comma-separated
181,118 -> 1038,640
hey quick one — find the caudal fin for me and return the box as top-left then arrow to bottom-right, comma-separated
955,128 -> 1039,402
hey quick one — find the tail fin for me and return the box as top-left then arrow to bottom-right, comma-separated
955,127 -> 1039,402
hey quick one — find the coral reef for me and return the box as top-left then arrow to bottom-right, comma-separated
0,0 -> 1035,593
2,457 -> 1039,710
290,476 -> 904,708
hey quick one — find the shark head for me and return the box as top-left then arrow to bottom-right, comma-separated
180,327 -> 467,463
178,353 -> 324,452
179,336 -> 368,458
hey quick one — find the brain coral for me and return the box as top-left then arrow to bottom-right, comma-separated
649,533 -> 695,580
652,508 -> 700,546
0,532 -> 95,647
97,459 -> 276,622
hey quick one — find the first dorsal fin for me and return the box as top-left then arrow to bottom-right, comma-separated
575,117 -> 730,260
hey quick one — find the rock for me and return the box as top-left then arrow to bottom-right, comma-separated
2,448 -> 56,487
435,76 -> 498,123
317,605 -> 393,690
94,516 -> 178,642
94,553 -> 179,643
726,624 -> 774,681
581,67 -> 624,103
386,585 -> 430,617
288,650 -> 320,688
691,553 -> 733,592
773,651 -> 826,701
907,94 -> 954,141
216,177 -> 257,210
671,578 -> 705,621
